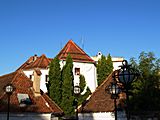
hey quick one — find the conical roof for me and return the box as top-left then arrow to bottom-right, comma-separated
57,40 -> 95,63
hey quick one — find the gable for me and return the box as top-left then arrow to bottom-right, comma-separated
78,72 -> 124,113
57,40 -> 95,63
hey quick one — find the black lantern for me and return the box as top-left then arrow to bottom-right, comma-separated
106,81 -> 121,120
73,86 -> 81,120
4,84 -> 14,120
108,82 -> 120,99
116,60 -> 139,120
74,86 -> 81,96
118,60 -> 137,88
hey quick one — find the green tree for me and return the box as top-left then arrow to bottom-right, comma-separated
106,54 -> 114,76
78,75 -> 91,105
130,51 -> 160,111
48,56 -> 62,106
79,74 -> 86,91
97,54 -> 113,85
61,54 -> 75,116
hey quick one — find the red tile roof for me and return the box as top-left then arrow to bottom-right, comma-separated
17,54 -> 52,70
78,72 -> 125,113
57,40 -> 95,63
0,70 -> 63,115
17,40 -> 95,70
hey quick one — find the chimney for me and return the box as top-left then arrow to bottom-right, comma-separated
33,68 -> 41,97
33,54 -> 37,62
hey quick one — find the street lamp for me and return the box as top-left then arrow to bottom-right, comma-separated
106,80 -> 120,120
73,86 -> 81,120
116,60 -> 139,120
4,84 -> 14,120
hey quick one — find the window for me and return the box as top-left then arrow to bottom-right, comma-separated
29,75 -> 32,79
75,68 -> 80,75
45,75 -> 49,83
17,93 -> 32,107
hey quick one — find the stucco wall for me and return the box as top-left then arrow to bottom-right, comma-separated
23,69 -> 48,93
60,61 -> 97,93
23,61 -> 98,93
79,112 -> 127,120
0,113 -> 57,120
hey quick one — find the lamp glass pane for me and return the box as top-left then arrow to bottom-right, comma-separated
6,85 -> 13,93
119,70 -> 135,84
112,84 -> 116,94
74,86 -> 80,94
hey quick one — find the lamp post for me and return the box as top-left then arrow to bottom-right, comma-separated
116,60 -> 139,120
4,84 -> 14,120
73,86 -> 81,120
107,80 -> 120,120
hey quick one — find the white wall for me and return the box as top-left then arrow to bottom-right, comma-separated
40,69 -> 49,93
91,53 -> 124,71
0,113 -> 57,120
23,60 -> 98,93
23,70 -> 34,81
79,112 -> 127,120
60,61 -> 97,93
23,69 -> 49,93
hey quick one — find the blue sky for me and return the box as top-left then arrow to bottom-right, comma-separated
0,0 -> 160,75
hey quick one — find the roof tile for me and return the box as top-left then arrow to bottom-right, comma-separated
58,40 -> 95,63
0,71 -> 63,115
17,54 -> 52,70
78,72 -> 125,113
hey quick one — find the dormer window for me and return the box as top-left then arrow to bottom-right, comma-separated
75,68 -> 80,75
17,93 -> 32,107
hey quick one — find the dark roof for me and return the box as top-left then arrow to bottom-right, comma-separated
17,54 -> 52,70
57,40 -> 95,63
78,72 -> 125,113
0,70 -> 63,115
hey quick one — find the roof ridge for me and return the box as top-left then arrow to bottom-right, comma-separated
41,93 -> 63,113
10,71 -> 20,84
57,40 -> 94,63
78,72 -> 114,111
37,54 -> 49,68
37,54 -> 45,68
73,41 -> 94,61
41,93 -> 54,112
0,71 -> 16,78
90,72 -> 113,97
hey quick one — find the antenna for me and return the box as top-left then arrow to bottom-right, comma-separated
81,35 -> 85,50
60,40 -> 63,49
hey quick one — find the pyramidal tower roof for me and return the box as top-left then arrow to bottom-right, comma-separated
57,40 -> 95,63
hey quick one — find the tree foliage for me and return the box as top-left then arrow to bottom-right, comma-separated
97,54 -> 113,85
48,56 -> 62,106
129,51 -> 160,111
79,74 -> 86,91
78,75 -> 91,105
61,54 -> 75,116
48,55 -> 92,117
106,54 -> 114,75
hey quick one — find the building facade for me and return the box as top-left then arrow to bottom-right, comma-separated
91,51 -> 124,70
17,40 -> 98,93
